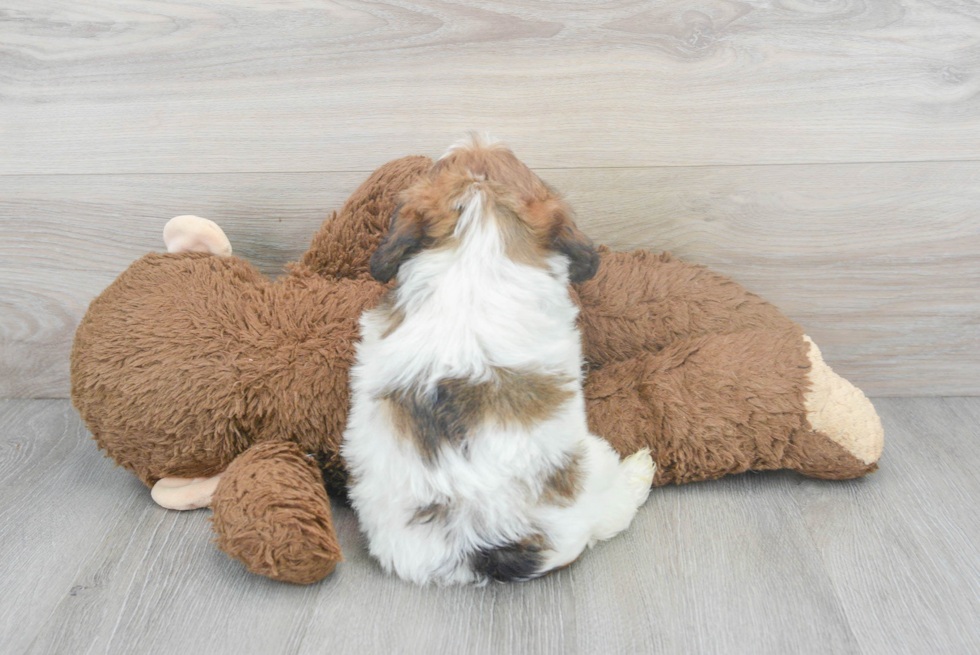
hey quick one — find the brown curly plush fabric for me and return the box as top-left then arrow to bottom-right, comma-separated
71,253 -> 385,489
211,441 -> 341,584
71,157 -> 433,491
573,248 -> 795,367
585,327 -> 874,485
574,249 -> 877,484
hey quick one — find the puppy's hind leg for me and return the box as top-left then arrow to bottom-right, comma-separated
594,446 -> 654,540
535,437 -> 654,572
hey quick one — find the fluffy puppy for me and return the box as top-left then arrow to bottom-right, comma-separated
342,135 -> 655,585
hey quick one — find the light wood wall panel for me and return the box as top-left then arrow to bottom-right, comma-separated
1,0 -> 979,174
2,160 -> 976,398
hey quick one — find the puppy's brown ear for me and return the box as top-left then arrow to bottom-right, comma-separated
552,221 -> 599,284
526,197 -> 600,284
370,205 -> 427,283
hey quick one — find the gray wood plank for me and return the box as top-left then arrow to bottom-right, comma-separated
2,401 -> 858,655
0,399 -> 149,654
558,474 -> 861,655
791,397 -> 980,655
1,0 -> 979,174
4,399 -> 980,654
297,481 -> 860,655
26,507 -> 324,655
3,161 -> 977,398
562,162 -> 980,398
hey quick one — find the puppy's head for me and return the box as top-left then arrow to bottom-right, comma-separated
369,135 -> 599,284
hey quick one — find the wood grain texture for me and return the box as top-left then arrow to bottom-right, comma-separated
293,477 -> 861,655
3,398 -> 979,654
2,161 -> 977,398
0,399 -> 149,655
1,0 -> 979,174
563,162 -> 980,397
0,171 -> 366,398
792,397 -> 980,654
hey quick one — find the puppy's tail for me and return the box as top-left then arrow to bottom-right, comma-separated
471,536 -> 547,582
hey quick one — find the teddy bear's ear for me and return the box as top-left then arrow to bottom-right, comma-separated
369,204 -> 427,283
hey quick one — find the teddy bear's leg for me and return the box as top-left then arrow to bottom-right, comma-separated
574,250 -> 798,367
295,156 -> 433,279
584,328 -> 882,485
150,474 -> 223,510
792,335 -> 884,478
163,215 -> 233,257
210,441 -> 342,584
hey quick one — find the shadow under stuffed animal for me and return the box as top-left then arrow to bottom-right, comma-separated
71,155 -> 883,585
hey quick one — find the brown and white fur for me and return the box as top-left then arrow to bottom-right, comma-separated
342,135 -> 655,585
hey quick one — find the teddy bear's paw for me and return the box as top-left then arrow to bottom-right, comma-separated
621,447 -> 656,507
803,335 -> 884,466
211,442 -> 342,584
150,475 -> 223,510
163,215 -> 233,257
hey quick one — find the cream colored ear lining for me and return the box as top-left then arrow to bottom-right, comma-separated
163,215 -> 233,257
803,335 -> 884,464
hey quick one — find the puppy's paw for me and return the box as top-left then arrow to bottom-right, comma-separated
621,448 -> 655,507
163,215 -> 233,257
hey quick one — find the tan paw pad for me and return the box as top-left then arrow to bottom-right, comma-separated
803,335 -> 884,465
163,215 -> 233,257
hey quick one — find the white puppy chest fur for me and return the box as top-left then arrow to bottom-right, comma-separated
342,136 -> 654,585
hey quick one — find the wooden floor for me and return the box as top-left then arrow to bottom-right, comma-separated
1,396 -> 978,654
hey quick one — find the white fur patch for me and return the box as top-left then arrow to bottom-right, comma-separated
440,131 -> 500,160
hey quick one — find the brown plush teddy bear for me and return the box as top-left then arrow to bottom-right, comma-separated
71,155 -> 883,585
